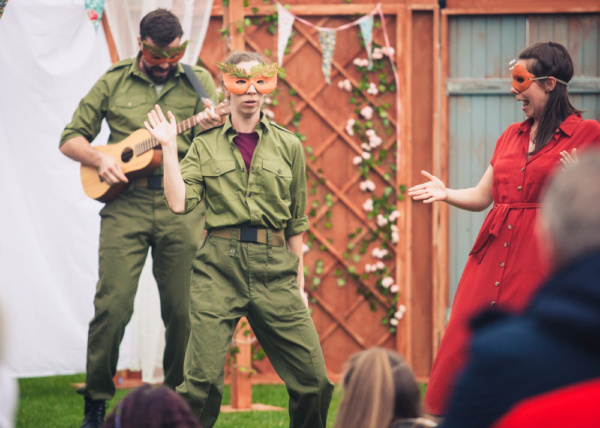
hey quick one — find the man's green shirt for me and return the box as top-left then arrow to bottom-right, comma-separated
179,114 -> 309,237
60,55 -> 217,172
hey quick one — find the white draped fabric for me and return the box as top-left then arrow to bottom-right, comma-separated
0,0 -> 213,382
104,0 -> 214,65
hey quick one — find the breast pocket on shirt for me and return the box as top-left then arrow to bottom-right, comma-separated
111,95 -> 150,129
162,97 -> 197,120
201,160 -> 238,214
262,159 -> 292,203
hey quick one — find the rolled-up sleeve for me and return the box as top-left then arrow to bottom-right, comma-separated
285,139 -> 309,237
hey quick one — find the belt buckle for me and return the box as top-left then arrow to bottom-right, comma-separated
239,227 -> 258,243
146,175 -> 162,189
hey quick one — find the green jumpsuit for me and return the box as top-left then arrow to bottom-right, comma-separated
175,114 -> 334,428
60,55 -> 217,400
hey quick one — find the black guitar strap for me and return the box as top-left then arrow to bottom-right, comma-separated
181,63 -> 213,107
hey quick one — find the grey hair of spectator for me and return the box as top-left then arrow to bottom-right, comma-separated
540,149 -> 600,267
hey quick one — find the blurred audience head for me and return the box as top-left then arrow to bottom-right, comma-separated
334,347 -> 423,428
539,150 -> 600,269
102,384 -> 201,428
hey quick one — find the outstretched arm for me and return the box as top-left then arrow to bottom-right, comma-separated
144,105 -> 186,213
408,166 -> 494,212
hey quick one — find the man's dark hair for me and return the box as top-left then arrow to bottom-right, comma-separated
139,9 -> 183,46
102,384 -> 201,428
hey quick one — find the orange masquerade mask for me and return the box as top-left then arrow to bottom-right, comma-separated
216,62 -> 285,95
511,63 -> 568,92
141,40 -> 188,65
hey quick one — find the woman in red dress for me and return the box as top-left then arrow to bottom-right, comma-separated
408,41 -> 600,416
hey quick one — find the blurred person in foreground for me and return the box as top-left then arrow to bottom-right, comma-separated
334,347 -> 437,428
440,150 -> 600,428
102,384 -> 201,428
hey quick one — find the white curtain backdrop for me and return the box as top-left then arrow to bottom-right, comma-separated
104,0 -> 214,65
0,0 -> 213,382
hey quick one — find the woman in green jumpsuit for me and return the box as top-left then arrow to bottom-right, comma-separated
145,51 -> 334,428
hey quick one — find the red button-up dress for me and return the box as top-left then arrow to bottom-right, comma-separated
424,114 -> 600,415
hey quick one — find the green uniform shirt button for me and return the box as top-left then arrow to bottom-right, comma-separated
229,249 -> 235,255
268,250 -> 273,256
278,169 -> 282,174
216,168 -> 220,174
254,214 -> 258,219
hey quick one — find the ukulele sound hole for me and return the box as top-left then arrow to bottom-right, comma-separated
121,148 -> 134,163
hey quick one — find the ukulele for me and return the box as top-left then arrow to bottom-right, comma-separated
80,100 -> 229,202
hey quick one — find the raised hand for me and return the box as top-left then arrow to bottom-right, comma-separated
144,104 -> 177,148
560,148 -> 578,168
408,170 -> 448,203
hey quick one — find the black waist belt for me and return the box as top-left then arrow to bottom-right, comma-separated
209,227 -> 286,247
136,176 -> 163,189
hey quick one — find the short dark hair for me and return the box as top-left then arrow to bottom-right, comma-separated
102,384 -> 201,428
139,9 -> 183,46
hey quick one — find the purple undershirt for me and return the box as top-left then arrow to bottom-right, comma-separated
233,132 -> 259,175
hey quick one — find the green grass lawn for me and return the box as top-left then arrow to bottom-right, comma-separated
16,374 -> 343,428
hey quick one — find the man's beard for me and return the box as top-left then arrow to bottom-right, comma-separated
145,63 -> 176,84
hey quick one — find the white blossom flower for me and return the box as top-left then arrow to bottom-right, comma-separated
391,224 -> 398,232
381,46 -> 396,57
359,180 -> 376,192
365,129 -> 376,137
353,156 -> 363,165
367,82 -> 378,95
372,248 -> 389,259
390,284 -> 399,294
345,118 -> 355,136
364,263 -> 374,273
395,305 -> 407,319
353,58 -> 369,67
361,143 -> 372,152
390,318 -> 399,326
376,214 -> 389,227
338,79 -> 352,92
372,47 -> 384,60
388,210 -> 400,222
360,105 -> 373,120
376,261 -> 385,270
302,243 -> 310,254
369,135 -> 382,148
381,277 -> 394,288
391,231 -> 399,244
263,108 -> 275,119
263,96 -> 272,105
361,151 -> 371,160
363,199 -> 374,212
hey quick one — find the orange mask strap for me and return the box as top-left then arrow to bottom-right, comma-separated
511,64 -> 568,92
